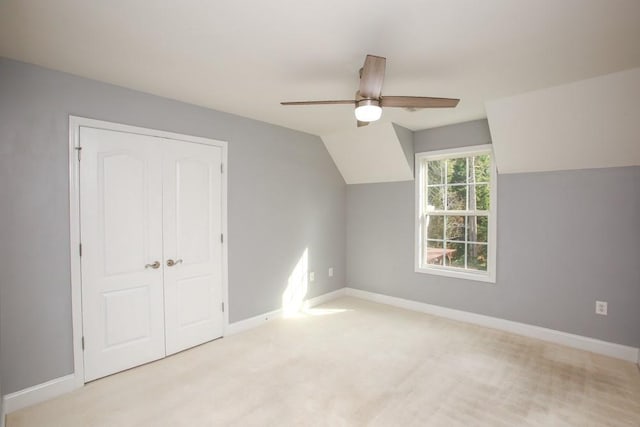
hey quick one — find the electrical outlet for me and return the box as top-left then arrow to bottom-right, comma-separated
328,267 -> 334,277
595,301 -> 608,316
309,271 -> 315,282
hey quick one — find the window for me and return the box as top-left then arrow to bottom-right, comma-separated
415,145 -> 496,282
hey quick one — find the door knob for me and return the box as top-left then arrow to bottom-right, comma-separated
145,261 -> 161,269
166,259 -> 183,267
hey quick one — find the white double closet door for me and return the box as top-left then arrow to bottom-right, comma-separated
80,127 -> 224,382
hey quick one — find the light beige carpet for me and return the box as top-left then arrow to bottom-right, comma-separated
7,297 -> 640,426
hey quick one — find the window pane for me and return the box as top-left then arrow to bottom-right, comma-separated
466,215 -> 477,242
475,184 -> 490,210
472,154 -> 491,184
466,216 -> 488,243
474,216 -> 488,243
446,185 -> 466,210
427,186 -> 444,210
427,160 -> 445,185
445,241 -> 465,268
426,215 -> 444,240
447,158 -> 467,184
426,240 -> 444,266
446,216 -> 465,241
467,243 -> 488,271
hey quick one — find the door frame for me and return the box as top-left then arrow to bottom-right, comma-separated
68,116 -> 229,387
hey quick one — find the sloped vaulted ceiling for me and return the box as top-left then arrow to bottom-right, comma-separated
321,123 -> 414,184
486,68 -> 640,174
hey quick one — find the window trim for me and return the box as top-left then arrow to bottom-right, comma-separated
414,144 -> 497,283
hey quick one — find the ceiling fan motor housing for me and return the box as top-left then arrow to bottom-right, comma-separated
354,98 -> 382,122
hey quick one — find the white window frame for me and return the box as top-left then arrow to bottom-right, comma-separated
414,144 -> 497,283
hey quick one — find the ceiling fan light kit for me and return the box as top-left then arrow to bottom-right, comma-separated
281,54 -> 460,127
354,99 -> 382,122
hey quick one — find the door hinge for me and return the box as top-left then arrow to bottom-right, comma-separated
81,336 -> 85,350
221,302 -> 225,312
75,146 -> 82,161
79,243 -> 82,257
220,233 -> 224,244
220,163 -> 224,174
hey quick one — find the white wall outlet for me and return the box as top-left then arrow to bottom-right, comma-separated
595,301 -> 608,316
328,267 -> 334,277
309,271 -> 315,282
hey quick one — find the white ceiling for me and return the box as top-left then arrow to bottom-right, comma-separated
1,0 -> 639,136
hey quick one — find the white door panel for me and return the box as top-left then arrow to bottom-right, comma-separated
175,158 -> 211,264
163,141 -> 223,355
80,127 -> 165,382
101,152 -> 147,275
79,125 -> 225,380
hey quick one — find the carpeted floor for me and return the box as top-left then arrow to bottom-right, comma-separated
7,297 -> 640,426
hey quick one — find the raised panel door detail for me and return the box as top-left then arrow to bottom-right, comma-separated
177,276 -> 213,327
176,159 -> 210,265
163,141 -> 223,355
101,153 -> 147,276
104,285 -> 151,347
80,127 -> 165,382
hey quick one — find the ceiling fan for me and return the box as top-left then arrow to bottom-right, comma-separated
281,54 -> 460,127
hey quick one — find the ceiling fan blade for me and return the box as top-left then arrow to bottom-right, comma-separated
357,120 -> 369,128
380,96 -> 459,108
359,55 -> 386,99
281,100 -> 355,105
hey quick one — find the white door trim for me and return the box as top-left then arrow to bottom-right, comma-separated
68,116 -> 229,388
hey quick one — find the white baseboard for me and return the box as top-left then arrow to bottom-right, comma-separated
3,374 -> 78,415
2,288 -> 347,416
6,286 -> 630,417
225,308 -> 283,336
225,288 -> 347,336
345,287 -> 640,363
303,288 -> 347,309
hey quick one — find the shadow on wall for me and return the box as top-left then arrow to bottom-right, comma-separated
281,248 -> 349,319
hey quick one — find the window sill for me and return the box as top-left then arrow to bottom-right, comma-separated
415,266 -> 496,283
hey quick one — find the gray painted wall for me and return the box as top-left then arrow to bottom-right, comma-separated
347,120 -> 640,348
415,118 -> 492,152
0,58 -> 346,394
392,123 -> 415,176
